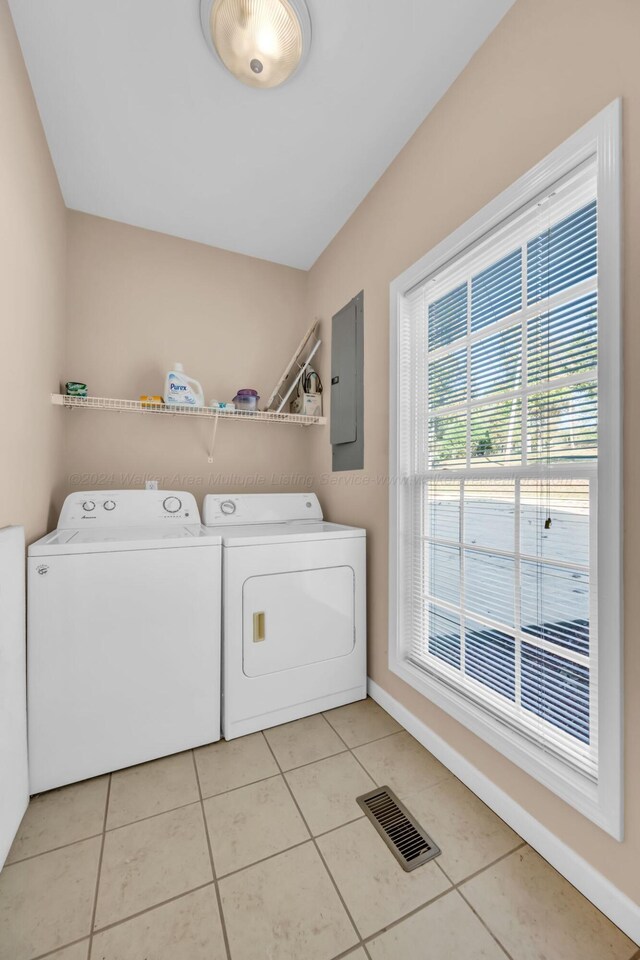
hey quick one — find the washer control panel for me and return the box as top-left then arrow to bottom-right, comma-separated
57,491 -> 199,528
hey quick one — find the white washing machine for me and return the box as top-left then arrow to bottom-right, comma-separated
203,493 -> 366,740
28,490 -> 221,793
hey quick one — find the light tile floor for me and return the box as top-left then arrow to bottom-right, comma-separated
0,698 -> 637,960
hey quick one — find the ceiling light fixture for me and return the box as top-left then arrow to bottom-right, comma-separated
200,0 -> 312,89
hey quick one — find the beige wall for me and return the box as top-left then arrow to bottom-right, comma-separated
0,0 -> 66,541
307,0 -> 640,904
63,212 -> 312,514
5,0 -> 638,909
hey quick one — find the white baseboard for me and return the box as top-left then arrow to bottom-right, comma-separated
368,678 -> 640,945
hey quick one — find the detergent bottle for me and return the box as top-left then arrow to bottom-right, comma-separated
163,363 -> 205,407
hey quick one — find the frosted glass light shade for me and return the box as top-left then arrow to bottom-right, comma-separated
202,0 -> 311,89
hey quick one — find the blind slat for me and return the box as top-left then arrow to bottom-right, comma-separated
528,292 -> 597,384
401,168 -> 599,779
428,283 -> 467,352
471,248 -> 522,331
527,201 -> 597,304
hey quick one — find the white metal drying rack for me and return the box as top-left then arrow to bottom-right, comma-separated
51,393 -> 326,426
265,319 -> 322,413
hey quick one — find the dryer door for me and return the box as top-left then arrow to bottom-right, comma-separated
243,565 -> 355,677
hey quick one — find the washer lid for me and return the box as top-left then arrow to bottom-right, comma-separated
29,524 -> 222,557
203,520 -> 365,547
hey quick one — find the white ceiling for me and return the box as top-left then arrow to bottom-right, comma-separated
9,0 -> 515,269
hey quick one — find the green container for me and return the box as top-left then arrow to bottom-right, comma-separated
65,381 -> 87,397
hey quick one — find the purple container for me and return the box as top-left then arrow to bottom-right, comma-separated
233,388 -> 260,411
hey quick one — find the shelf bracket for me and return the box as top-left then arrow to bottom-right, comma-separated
207,411 -> 220,464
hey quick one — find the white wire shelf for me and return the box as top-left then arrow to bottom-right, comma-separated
51,394 -> 326,426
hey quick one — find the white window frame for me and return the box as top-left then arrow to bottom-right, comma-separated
388,100 -> 623,839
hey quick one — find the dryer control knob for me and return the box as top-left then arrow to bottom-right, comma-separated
82,500 -> 95,512
163,496 -> 182,514
220,500 -> 236,515
103,500 -> 116,511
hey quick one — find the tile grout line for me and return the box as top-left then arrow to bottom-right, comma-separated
319,710 -> 385,788
4,788 -> 364,876
86,772 -> 112,960
259,731 -> 374,960
5,831 -> 105,867
200,770 -> 284,800
34,882 -> 218,958
23,813 -> 220,955
3,721 -> 394,870
7,797 -> 207,867
353,841 -> 528,953
362,884 -> 459,949
354,881 -> 516,958
23,830 -> 623,960
322,712 -> 404,751
330,947 -> 370,960
314,812 -> 365,839
354,833 -> 549,952
452,840 -> 527,889
329,708 -> 631,960
217,836 -> 310,881
310,708 -> 526,960
5,724 -> 440,880
2,717 -> 531,958
90,880 -> 217,939
112,810 -> 365,887
322,712 -> 464,956
368,886 -> 458,946
102,792 -> 201,834
191,748 -> 233,960
455,885 -> 517,960
321,716 -> 404,750
7,757 -> 338,868
98,720 -> 613,957
327,952 -> 352,960
31,935 -> 91,960
13,706 -> 635,958
433,848 -> 518,960
320,714 -> 439,959
325,711 -> 527,956
273,747 -> 348,776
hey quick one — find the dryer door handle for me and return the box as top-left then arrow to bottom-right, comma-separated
253,611 -> 266,643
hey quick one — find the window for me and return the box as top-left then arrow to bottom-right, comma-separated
389,102 -> 622,837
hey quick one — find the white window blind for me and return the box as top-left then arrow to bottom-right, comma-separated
399,162 -> 600,780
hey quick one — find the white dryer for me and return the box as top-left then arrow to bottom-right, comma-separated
203,493 -> 366,740
28,490 -> 221,793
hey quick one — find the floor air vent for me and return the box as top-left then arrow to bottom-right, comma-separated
356,786 -> 441,872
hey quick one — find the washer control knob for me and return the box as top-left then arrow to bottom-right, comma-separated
163,496 -> 182,514
103,500 -> 116,511
82,500 -> 95,512
220,500 -> 236,516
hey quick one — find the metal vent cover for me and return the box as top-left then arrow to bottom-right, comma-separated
356,786 -> 441,872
